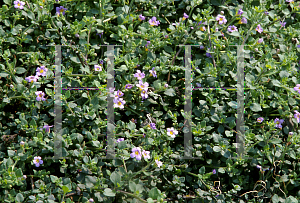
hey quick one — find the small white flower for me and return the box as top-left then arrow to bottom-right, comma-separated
167,127 -> 178,138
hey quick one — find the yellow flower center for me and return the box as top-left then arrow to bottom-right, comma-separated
219,17 -> 223,21
118,101 -> 121,105
170,131 -> 173,135
36,159 -> 40,163
60,9 -> 64,13
39,94 -> 42,97
40,69 -> 44,73
18,3 -> 20,6
231,27 -> 235,30
135,151 -> 139,155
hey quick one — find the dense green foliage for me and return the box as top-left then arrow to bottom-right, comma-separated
1,0 -> 300,202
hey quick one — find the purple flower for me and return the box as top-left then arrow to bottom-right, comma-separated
165,35 -> 168,38
239,17 -> 247,24
14,0 -> 25,9
289,132 -> 294,135
96,32 -> 103,38
150,123 -> 156,129
113,97 -> 126,109
255,24 -> 263,33
149,67 -> 157,78
33,156 -> 43,167
130,147 -> 142,160
75,33 -> 79,38
183,13 -> 189,21
264,11 -> 269,15
196,83 -> 201,87
200,45 -> 204,49
286,0 -> 294,2
125,84 -> 133,89
294,84 -> 300,94
216,14 -> 227,25
256,165 -> 262,169
155,159 -> 163,168
116,138 -> 124,143
257,38 -> 263,44
43,125 -> 53,133
274,118 -> 284,128
115,89 -> 124,97
297,45 -> 300,48
237,9 -> 243,16
20,141 -> 25,146
294,110 -> 300,123
141,89 -> 148,100
89,198 -> 94,203
35,91 -> 46,101
212,169 -> 216,174
99,60 -> 104,65
172,22 -> 179,27
206,52 -> 212,58
149,17 -> 160,26
257,117 -> 264,123
280,21 -> 286,28
167,127 -> 178,138
136,80 -> 149,91
56,6 -> 67,16
228,25 -> 238,32
142,150 -> 151,160
94,65 -> 102,71
164,84 -> 168,88
134,70 -> 145,81
25,75 -> 39,83
200,26 -> 206,31
138,14 -> 145,21
145,41 -> 151,48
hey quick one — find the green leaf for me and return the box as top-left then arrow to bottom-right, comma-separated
272,194 -> 279,203
16,193 -> 24,202
110,171 -> 121,186
16,168 -> 23,177
45,88 -> 52,96
250,103 -> 262,112
153,80 -> 161,90
164,88 -> 175,96
199,166 -> 205,174
4,0 -> 12,5
62,185 -> 71,195
15,68 -> 26,74
228,101 -> 239,109
7,150 -> 15,157
269,138 -> 282,144
149,187 -> 161,200
229,31 -> 241,37
70,133 -> 83,143
129,181 -> 136,192
65,90 -> 71,99
213,146 -> 221,152
70,56 -> 81,64
282,8 -> 290,15
127,122 -> 136,131
29,119 -> 37,128
0,72 -> 9,77
103,188 -> 116,197
50,175 -> 58,183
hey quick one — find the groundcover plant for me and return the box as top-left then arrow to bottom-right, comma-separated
1,0 -> 300,202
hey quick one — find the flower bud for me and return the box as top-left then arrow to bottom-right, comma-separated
254,48 -> 258,52
220,11 -> 224,14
